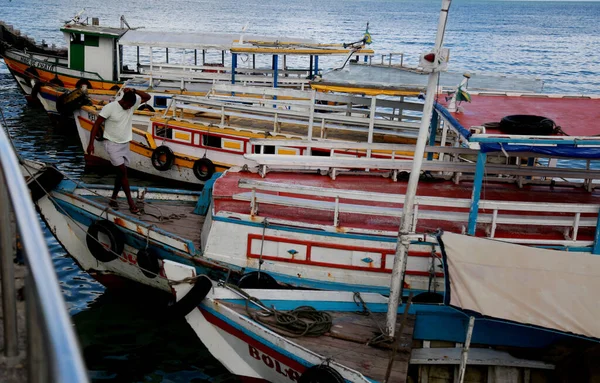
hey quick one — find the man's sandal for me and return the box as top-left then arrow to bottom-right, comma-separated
108,200 -> 119,210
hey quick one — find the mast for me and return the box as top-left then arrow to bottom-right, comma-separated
386,0 -> 452,337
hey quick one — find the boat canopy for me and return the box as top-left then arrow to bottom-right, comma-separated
312,64 -> 544,96
119,30 -> 318,51
440,232 -> 600,340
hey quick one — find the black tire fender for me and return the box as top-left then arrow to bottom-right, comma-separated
49,77 -> 64,87
192,158 -> 215,181
151,145 -> 175,171
24,67 -> 40,87
138,104 -> 155,113
237,271 -> 279,289
136,248 -> 161,279
167,276 -> 213,317
499,115 -> 555,136
299,365 -> 345,383
76,79 -> 92,90
86,220 -> 125,263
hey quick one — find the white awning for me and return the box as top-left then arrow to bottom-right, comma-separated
119,30 -> 316,50
441,232 -> 600,340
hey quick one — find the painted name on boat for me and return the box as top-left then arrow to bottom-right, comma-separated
248,345 -> 301,381
23,57 -> 55,72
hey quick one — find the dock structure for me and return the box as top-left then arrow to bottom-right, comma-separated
0,122 -> 88,383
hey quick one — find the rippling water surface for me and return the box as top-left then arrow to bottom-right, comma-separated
1,0 -> 599,381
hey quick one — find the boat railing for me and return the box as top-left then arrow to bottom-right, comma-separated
4,49 -> 105,81
378,52 -> 405,67
244,139 -> 600,188
0,124 -> 88,382
235,177 -> 599,247
169,90 -> 423,140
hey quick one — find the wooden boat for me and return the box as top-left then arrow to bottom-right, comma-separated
73,84 -> 428,187
1,13 -> 374,106
165,230 -> 600,382
160,2 -> 600,381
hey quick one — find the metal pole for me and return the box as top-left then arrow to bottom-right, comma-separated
27,275 -> 48,383
0,168 -> 18,357
458,316 -> 475,383
0,126 -> 89,382
386,0 -> 452,337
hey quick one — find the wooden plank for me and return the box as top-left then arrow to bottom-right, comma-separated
410,348 -> 554,369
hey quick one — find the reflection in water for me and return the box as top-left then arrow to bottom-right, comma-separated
74,291 -> 237,383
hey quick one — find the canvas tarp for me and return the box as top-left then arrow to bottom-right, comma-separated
441,232 -> 600,339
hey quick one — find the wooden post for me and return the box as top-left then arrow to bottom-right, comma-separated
467,152 -> 486,235
458,316 -> 475,383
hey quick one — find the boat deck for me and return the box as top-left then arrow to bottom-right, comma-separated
213,169 -> 600,243
438,93 -> 600,136
108,198 -> 204,250
222,301 -> 414,382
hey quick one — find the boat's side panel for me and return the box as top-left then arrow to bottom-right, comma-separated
203,215 -> 442,294
73,109 -> 206,186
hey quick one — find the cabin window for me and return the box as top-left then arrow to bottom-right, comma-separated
312,149 -> 331,157
154,96 -> 170,108
83,35 -> 99,47
203,135 -> 222,148
154,124 -> 173,139
70,33 -> 83,43
253,145 -> 275,154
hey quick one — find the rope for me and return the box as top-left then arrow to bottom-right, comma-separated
222,282 -> 332,338
352,292 -> 391,346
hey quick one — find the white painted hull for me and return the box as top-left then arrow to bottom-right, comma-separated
202,215 -> 442,293
37,193 -> 172,291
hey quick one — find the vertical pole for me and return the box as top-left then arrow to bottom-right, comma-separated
221,50 -> 225,65
166,47 -> 169,63
252,54 -> 256,69
202,49 -> 206,65
272,55 -> 279,88
386,0 -> 452,338
314,55 -> 319,76
194,49 -> 197,65
149,47 -> 153,73
367,96 -> 377,158
231,53 -> 238,85
592,210 -> 600,254
458,317 -> 475,383
427,110 -> 439,161
467,151 -> 486,235
364,55 -> 368,63
0,169 -> 18,357
306,89 -> 316,155
26,275 -> 48,383
309,55 -> 313,78
136,46 -> 140,68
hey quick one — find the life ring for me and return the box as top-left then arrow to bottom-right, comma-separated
151,145 -> 175,171
138,104 -> 155,113
85,220 -> 125,263
76,79 -> 92,90
499,115 -> 555,136
237,271 -> 279,289
136,248 -> 161,278
166,275 -> 213,317
193,158 -> 215,181
299,365 -> 345,383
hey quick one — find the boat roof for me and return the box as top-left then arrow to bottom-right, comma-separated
437,93 -> 600,138
311,64 -> 544,96
60,23 -> 127,38
119,30 -> 318,51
